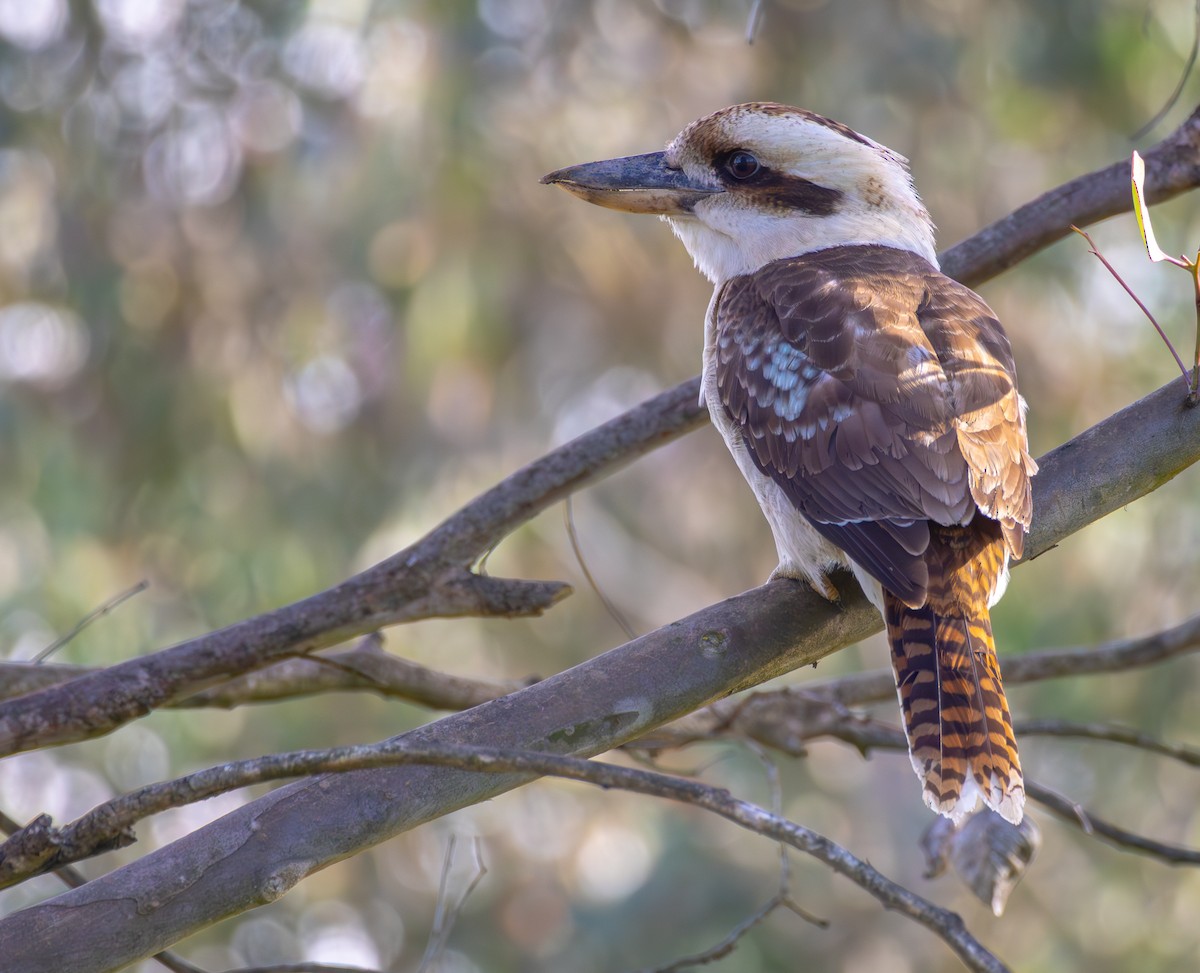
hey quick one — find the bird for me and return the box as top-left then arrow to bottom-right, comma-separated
542,102 -> 1036,825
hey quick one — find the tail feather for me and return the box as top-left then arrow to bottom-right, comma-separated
885,522 -> 1024,824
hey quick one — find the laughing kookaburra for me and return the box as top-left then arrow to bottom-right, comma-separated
542,103 -> 1036,825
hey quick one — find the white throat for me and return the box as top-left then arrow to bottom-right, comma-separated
665,202 -> 938,285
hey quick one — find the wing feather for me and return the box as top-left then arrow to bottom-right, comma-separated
715,245 -> 1034,603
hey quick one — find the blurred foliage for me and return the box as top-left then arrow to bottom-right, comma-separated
1,1 -> 1199,971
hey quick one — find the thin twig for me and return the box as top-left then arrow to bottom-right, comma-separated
31,580 -> 149,663
745,0 -> 765,44
1017,719 -> 1200,768
564,496 -> 637,640
1025,781 -> 1200,865
731,708 -> 1200,870
418,835 -> 488,973
642,895 -> 789,973
1072,225 -> 1193,387
747,738 -> 825,922
642,744 -> 827,971
421,835 -> 459,972
1132,0 -> 1200,140
148,954 -> 206,973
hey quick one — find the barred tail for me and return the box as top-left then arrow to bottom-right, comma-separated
884,525 -> 1024,824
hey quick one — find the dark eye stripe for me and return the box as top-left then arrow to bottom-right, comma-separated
715,150 -> 840,215
754,173 -> 843,215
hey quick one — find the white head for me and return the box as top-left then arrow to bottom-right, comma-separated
543,102 -> 937,284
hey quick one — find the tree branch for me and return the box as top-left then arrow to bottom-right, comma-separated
0,742 -> 1011,973
0,386 -> 697,757
3,106 -> 1200,973
689,713 -> 1200,870
0,813 -> 205,973
801,610 -> 1200,708
0,635 -> 533,712
939,103 -> 1200,284
1017,719 -> 1200,768
10,608 -> 1196,724
1024,782 -> 1200,865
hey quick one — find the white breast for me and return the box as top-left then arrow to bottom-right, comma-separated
700,291 -> 886,612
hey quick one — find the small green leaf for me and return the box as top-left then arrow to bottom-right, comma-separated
1131,151 -> 1171,263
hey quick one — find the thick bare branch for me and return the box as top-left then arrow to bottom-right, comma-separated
0,813 -> 205,973
0,742 -> 1011,973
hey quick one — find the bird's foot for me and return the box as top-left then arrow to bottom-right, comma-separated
769,565 -> 841,603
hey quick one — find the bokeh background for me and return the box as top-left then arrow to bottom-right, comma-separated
1,1 -> 1199,971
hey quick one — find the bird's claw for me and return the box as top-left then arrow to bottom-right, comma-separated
769,565 -> 841,603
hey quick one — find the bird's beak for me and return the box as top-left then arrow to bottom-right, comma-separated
541,151 -> 720,215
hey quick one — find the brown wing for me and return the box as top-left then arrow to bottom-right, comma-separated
917,269 -> 1038,557
714,244 -> 1034,606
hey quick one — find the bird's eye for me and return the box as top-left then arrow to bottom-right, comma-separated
725,151 -> 761,180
